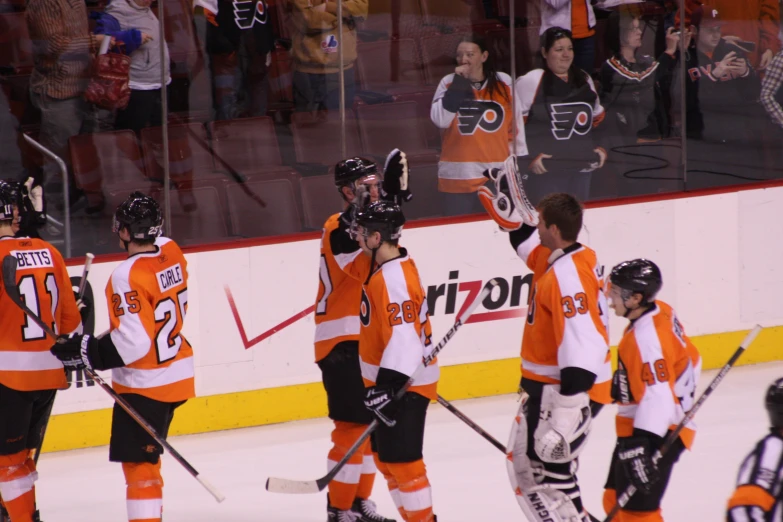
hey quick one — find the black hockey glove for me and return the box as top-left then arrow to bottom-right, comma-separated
74,291 -> 92,326
50,333 -> 97,371
364,385 -> 400,427
617,435 -> 660,493
381,148 -> 412,204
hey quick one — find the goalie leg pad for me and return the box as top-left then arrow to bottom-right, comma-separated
534,385 -> 592,464
506,394 -> 538,493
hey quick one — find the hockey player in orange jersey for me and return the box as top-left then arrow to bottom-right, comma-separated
354,201 -> 437,522
726,378 -> 783,520
479,158 -> 611,521
604,259 -> 701,522
316,152 -> 409,522
50,192 -> 194,522
0,180 -> 83,522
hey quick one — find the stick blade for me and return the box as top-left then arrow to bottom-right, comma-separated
196,475 -> 226,503
265,476 -> 323,494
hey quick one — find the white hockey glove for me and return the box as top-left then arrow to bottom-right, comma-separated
534,386 -> 592,464
24,177 -> 44,212
477,156 -> 538,231
381,148 -> 411,204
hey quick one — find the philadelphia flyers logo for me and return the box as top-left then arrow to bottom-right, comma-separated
234,0 -> 268,30
360,289 -> 371,327
457,100 -> 505,135
549,102 -> 593,140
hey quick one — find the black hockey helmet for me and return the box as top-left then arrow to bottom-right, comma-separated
0,180 -> 21,221
355,200 -> 405,242
609,258 -> 662,304
113,191 -> 163,241
334,157 -> 380,189
766,378 -> 783,428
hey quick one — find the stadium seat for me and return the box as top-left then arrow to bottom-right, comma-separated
356,39 -> 426,94
357,101 -> 438,163
69,131 -> 147,190
151,184 -> 231,244
209,117 -> 284,175
420,0 -> 500,33
403,162 -> 441,220
140,123 -> 218,182
359,0 -> 427,41
225,178 -> 302,238
290,111 -> 363,166
300,174 -> 341,231
392,89 -> 440,150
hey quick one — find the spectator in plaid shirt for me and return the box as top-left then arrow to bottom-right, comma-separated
761,50 -> 783,129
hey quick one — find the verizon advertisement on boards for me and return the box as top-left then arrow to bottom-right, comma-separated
56,186 -> 783,418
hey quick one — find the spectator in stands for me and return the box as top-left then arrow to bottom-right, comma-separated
205,0 -> 275,120
430,34 -> 515,217
761,49 -> 783,130
598,9 -> 682,197
92,0 -> 166,134
540,0 -> 597,73
25,0 -> 109,210
682,6 -> 772,188
0,90 -> 25,180
286,0 -> 367,113
680,0 -> 780,70
515,27 -> 606,205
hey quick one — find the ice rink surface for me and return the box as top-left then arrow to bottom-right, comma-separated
35,360 -> 783,521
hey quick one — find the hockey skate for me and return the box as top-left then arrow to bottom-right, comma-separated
0,507 -> 41,522
327,503 -> 360,522
351,498 -> 396,522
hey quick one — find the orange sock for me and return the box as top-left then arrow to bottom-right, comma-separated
375,458 -> 407,520
123,461 -> 164,522
0,450 -> 37,522
356,446 -> 377,501
386,460 -> 433,522
327,421 -> 370,510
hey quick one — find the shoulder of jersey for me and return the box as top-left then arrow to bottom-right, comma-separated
496,71 -> 514,87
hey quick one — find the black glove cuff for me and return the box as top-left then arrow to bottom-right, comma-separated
442,75 -> 473,113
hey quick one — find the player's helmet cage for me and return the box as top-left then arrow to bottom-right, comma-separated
334,157 -> 380,192
766,378 -> 783,428
113,191 -> 164,241
355,200 -> 405,242
0,180 -> 21,221
609,259 -> 663,304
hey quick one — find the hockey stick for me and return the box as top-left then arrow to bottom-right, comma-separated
603,324 -> 763,522
436,395 -> 507,453
33,253 -> 95,465
1,255 -> 226,504
266,279 -> 500,494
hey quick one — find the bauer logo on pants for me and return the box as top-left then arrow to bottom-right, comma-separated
549,102 -> 593,140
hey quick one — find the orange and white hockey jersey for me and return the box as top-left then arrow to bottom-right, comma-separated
358,249 -> 436,400
0,236 -> 82,391
314,211 -> 372,362
431,72 -> 522,193
514,229 -> 612,404
106,237 -> 194,403
614,300 -> 702,448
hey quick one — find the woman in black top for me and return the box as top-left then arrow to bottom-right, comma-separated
514,27 -> 606,205
598,10 -> 682,197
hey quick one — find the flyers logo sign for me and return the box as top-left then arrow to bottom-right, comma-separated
234,0 -> 268,30
359,289 -> 371,327
457,100 -> 505,135
550,102 -> 593,140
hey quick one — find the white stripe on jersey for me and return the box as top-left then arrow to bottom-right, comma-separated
515,231 -> 541,266
630,309 -> 678,438
552,253 -> 608,378
379,260 -> 435,380
759,436 -> 783,491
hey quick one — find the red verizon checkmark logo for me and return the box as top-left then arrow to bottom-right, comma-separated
225,286 -> 315,349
